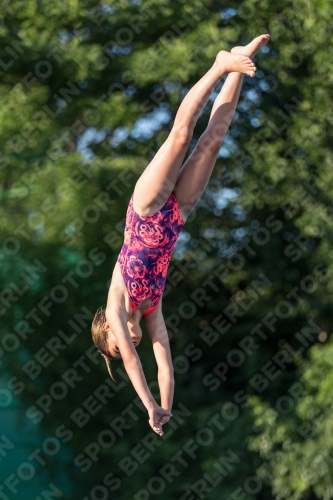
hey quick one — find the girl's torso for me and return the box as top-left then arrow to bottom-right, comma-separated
117,191 -> 184,315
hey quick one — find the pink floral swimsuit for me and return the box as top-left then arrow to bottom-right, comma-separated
117,191 -> 185,316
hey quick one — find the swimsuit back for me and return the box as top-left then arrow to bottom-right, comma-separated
117,191 -> 184,315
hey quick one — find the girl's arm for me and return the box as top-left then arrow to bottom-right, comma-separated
105,307 -> 172,434
143,303 -> 175,418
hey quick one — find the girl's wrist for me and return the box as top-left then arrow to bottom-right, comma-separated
146,399 -> 157,411
161,401 -> 172,412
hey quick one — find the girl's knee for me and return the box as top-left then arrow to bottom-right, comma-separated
171,125 -> 193,146
198,132 -> 222,156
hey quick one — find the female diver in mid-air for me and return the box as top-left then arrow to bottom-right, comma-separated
92,34 -> 270,436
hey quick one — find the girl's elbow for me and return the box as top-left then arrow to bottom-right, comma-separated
158,365 -> 174,377
124,354 -> 141,371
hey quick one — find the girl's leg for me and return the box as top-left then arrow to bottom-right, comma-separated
133,52 -> 256,216
174,34 -> 270,221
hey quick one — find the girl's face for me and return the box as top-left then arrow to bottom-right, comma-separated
104,319 -> 142,359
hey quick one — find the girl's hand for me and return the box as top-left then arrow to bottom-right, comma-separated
148,403 -> 172,436
159,415 -> 171,425
148,414 -> 171,435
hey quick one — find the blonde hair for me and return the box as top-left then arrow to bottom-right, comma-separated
91,306 -> 117,383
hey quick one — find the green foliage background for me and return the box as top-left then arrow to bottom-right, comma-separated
1,1 -> 333,499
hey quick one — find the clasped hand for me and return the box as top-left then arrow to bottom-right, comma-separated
148,403 -> 172,436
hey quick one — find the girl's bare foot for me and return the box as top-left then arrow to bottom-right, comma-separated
231,34 -> 270,59
215,51 -> 257,77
